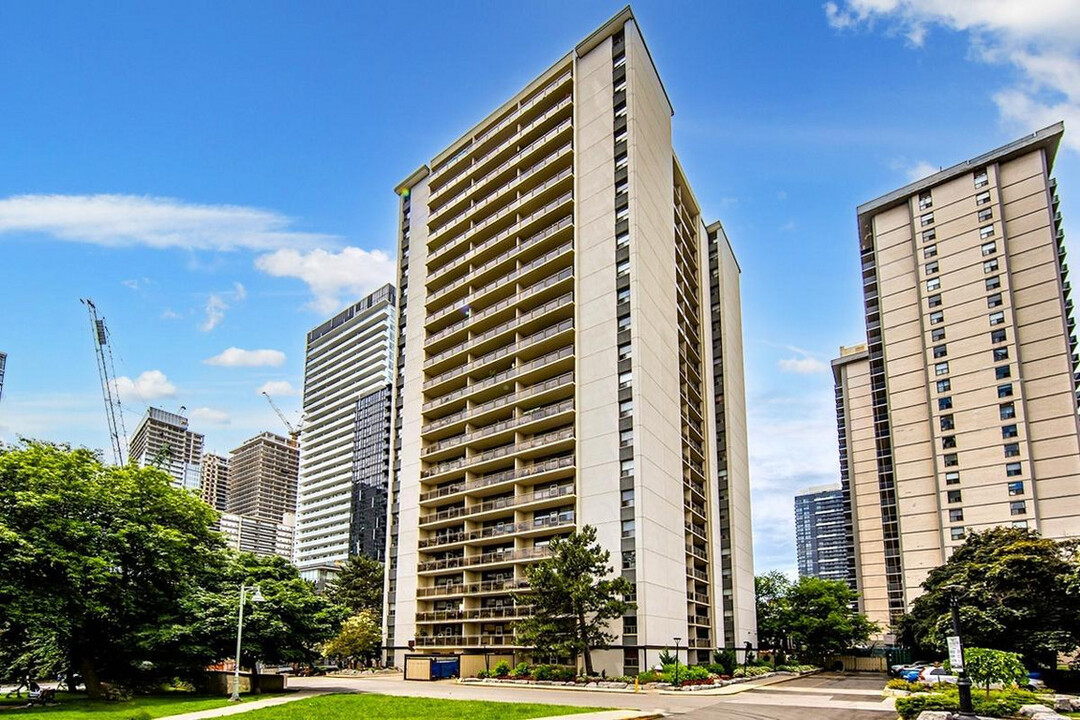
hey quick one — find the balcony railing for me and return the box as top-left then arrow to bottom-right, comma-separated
419,454 -> 575,504
417,546 -> 553,573
418,513 -> 575,549
422,371 -> 574,436
415,605 -> 534,623
422,398 -> 574,457
416,578 -> 530,598
414,634 -> 519,647
422,344 -> 574,413
419,481 -> 575,524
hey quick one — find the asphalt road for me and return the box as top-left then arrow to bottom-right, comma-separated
290,671 -> 895,719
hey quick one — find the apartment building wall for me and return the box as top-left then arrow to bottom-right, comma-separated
384,8 -> 755,676
200,452 -> 229,512
128,407 -> 204,491
851,123 -> 1080,630
794,485 -> 853,583
219,511 -> 295,559
227,432 -> 299,523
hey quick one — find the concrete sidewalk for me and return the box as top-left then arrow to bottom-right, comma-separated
531,712 -> 661,720
158,690 -> 328,719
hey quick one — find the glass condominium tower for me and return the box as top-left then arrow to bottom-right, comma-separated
383,8 -> 756,676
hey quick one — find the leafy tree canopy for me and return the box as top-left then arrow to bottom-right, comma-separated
896,528 -> 1080,669
325,554 -> 385,618
513,525 -> 632,675
755,570 -> 794,650
322,610 -> 381,666
961,647 -> 1028,698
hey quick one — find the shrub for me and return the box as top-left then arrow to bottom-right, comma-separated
637,670 -> 661,683
732,665 -> 771,678
492,660 -> 511,678
531,664 -> 553,681
658,648 -> 678,665
660,664 -> 710,684
885,678 -> 922,692
894,686 -> 1044,720
511,662 -> 531,679
475,669 -> 490,679
551,666 -> 577,682
713,649 -> 737,676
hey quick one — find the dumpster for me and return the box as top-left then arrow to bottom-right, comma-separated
404,654 -> 460,681
431,657 -> 460,679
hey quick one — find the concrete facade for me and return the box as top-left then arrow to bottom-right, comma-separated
128,406 -> 204,491
200,452 -> 229,512
218,511 -> 295,559
227,432 -> 299,523
846,123 -> 1080,632
384,8 -> 755,675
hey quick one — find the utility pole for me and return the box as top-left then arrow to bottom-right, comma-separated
80,299 -> 127,465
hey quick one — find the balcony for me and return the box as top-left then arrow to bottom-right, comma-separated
686,544 -> 709,562
416,578 -> 530,598
414,634 -> 519,647
417,546 -> 553,573
421,344 -> 574,414
418,454 -> 575,504
419,481 -> 575,525
422,398 -> 574,459
415,605 -> 534,623
422,371 -> 574,437
418,512 -> 576,549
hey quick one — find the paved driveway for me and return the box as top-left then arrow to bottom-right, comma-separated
290,671 -> 893,719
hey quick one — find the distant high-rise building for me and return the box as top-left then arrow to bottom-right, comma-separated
844,123 -> 1080,633
0,352 -> 6,403
794,484 -> 854,585
293,285 -> 396,586
129,407 -> 204,491
383,8 -> 756,675
200,453 -> 230,512
227,432 -> 299,523
219,511 -> 295,560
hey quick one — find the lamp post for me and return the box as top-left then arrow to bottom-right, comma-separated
943,585 -> 975,718
230,584 -> 265,702
673,637 -> 681,688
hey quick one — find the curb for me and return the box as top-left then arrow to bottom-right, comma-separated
457,679 -> 642,695
657,670 -> 820,696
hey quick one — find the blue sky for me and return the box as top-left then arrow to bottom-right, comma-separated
1,1 -> 1078,575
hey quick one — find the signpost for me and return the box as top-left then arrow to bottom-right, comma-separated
946,635 -> 964,672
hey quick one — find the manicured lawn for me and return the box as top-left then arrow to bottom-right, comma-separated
0,692 -> 236,719
241,694 -> 600,719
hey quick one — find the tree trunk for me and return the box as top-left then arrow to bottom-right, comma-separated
79,656 -> 102,700
249,665 -> 261,695
578,611 -> 592,676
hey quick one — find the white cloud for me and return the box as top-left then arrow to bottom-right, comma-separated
112,370 -> 177,403
824,0 -> 1080,151
189,407 -> 230,425
776,345 -> 829,374
0,194 -> 336,250
257,380 -> 298,397
161,308 -> 181,320
199,282 -> 246,332
204,347 -> 286,368
905,160 -> 939,182
255,246 -> 395,314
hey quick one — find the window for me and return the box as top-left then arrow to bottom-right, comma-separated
618,371 -> 632,389
951,527 -> 966,541
978,207 -> 993,222
944,453 -> 959,467
997,383 -> 1014,398
924,244 -> 938,259
981,240 -> 997,256
1000,402 -> 1015,420
926,277 -> 941,292
920,212 -> 935,227
986,276 -> 1002,292
974,169 -> 988,188
984,258 -> 999,273
923,228 -> 937,242
616,231 -> 630,248
615,206 -> 629,221
621,489 -> 635,508
930,310 -> 945,325
942,435 -> 957,449
1008,480 -> 1024,495
947,489 -> 962,503
620,459 -> 634,477
617,314 -> 631,331
988,293 -> 1004,309
936,379 -> 951,392
1007,461 -> 1022,476
980,225 -> 995,240
617,287 -> 631,304
620,429 -> 634,447
932,327 -> 946,342
949,509 -> 964,522
619,399 -> 633,418
928,294 -> 943,308
616,260 -> 630,277
622,552 -> 636,570
989,311 -> 1005,326
925,260 -> 940,274
1002,424 -> 1018,439
621,519 -> 635,538
993,347 -> 1009,362
1010,501 -> 1027,516
933,344 -> 948,358
1004,443 -> 1020,457
991,328 -> 1007,343
945,471 -> 960,485
976,190 -> 991,205
938,396 -> 953,410
995,365 -> 1011,380
618,342 -> 632,360
623,616 -> 637,634
919,191 -> 933,209
940,415 -> 955,431
935,361 -> 950,376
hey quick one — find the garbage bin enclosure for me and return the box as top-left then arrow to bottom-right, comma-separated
404,654 -> 460,681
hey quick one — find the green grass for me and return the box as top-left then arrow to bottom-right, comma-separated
0,692 -> 237,719
241,693 -> 600,719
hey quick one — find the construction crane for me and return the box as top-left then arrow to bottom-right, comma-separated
262,391 -> 302,442
80,298 -> 128,465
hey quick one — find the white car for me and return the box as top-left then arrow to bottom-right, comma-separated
919,666 -> 957,685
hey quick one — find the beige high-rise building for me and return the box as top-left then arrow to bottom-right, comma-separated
384,8 -> 756,675
129,406 -> 204,491
200,452 -> 229,512
842,123 -> 1080,634
227,432 -> 299,524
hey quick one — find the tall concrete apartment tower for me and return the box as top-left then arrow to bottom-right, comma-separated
293,285 -> 396,586
128,407 -> 204,491
846,123 -> 1080,634
0,352 -> 7,403
227,432 -> 299,523
200,452 -> 230,512
794,484 -> 855,585
384,8 -> 756,675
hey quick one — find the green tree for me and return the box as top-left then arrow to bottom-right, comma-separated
321,611 -> 381,668
783,576 -> 878,663
896,528 -> 1080,669
325,555 -> 385,618
0,442 -> 223,698
513,525 -> 632,675
755,571 -> 794,650
962,647 -> 1027,698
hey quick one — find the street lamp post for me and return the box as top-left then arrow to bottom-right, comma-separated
944,585 -> 975,718
230,584 -> 265,702
673,637 -> 681,688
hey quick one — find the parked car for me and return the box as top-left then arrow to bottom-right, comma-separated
891,661 -> 932,678
919,666 -> 958,685
1024,672 -> 1045,691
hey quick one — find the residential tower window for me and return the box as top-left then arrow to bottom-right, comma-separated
921,212 -> 935,226
984,258 -> 999,273
947,489 -> 962,502
988,294 -> 1003,308
986,275 -> 1001,291
938,396 -> 953,410
924,244 -> 938,258
1002,424 -> 1018,439
945,471 -> 960,484
989,311 -> 1005,326
936,379 -> 951,392
978,208 -> 993,222
925,260 -> 940,274
930,311 -> 945,324
927,278 -> 941,292
949,509 -> 964,522
1004,443 -> 1020,457
976,190 -> 991,205
997,383 -> 1014,398
993,347 -> 1008,362
944,453 -> 959,467
1006,462 -> 1022,478
1010,501 -> 1026,516
932,327 -> 946,342
1000,402 -> 1015,419
919,191 -> 933,209
928,294 -> 943,308
935,361 -> 950,376
995,365 -> 1011,379
981,240 -> 997,255
974,169 -> 988,188
1008,480 -> 1024,495
951,527 -> 966,540
933,344 -> 948,358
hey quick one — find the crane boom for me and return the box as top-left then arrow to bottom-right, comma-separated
262,391 -> 300,441
81,298 -> 128,465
